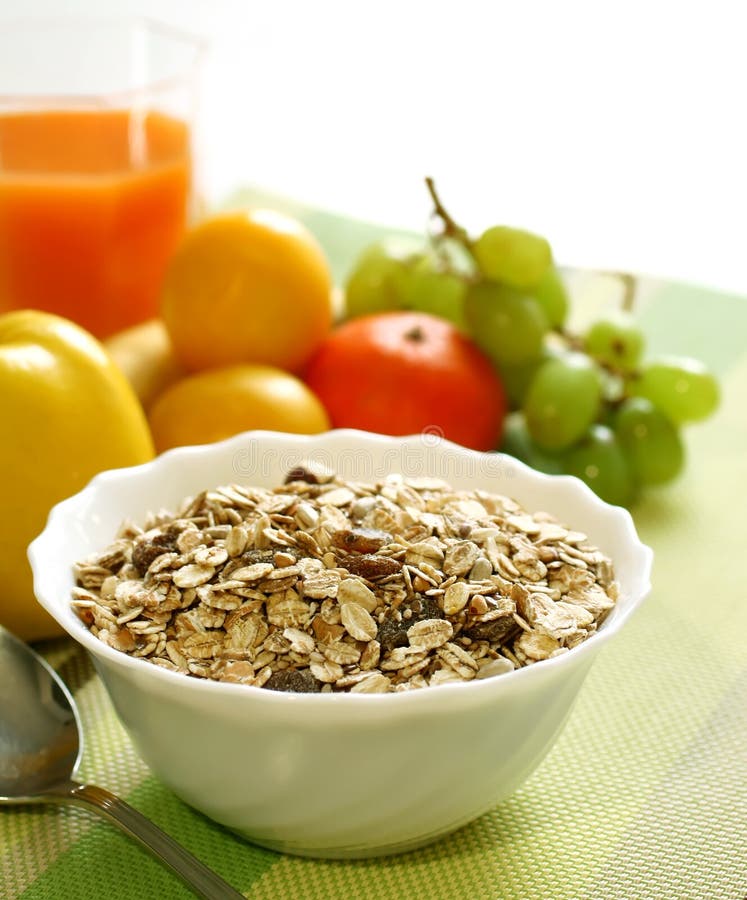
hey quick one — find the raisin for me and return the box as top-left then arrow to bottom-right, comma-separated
463,616 -> 520,644
376,593 -> 444,651
377,617 -> 410,651
331,528 -> 392,554
264,669 -> 323,693
284,466 -> 321,485
344,554 -> 402,580
132,533 -> 177,576
415,595 -> 443,621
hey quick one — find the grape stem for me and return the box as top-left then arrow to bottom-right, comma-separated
425,177 -> 471,246
615,271 -> 637,312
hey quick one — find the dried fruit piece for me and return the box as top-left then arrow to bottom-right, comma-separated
332,528 -> 392,554
265,669 -> 322,693
132,532 -> 177,576
345,554 -> 402,580
283,462 -> 333,485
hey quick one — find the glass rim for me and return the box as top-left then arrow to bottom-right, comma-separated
0,15 -> 208,106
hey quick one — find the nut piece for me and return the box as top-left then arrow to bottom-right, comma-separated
442,581 -> 470,615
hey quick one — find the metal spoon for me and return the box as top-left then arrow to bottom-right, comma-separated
0,627 -> 245,899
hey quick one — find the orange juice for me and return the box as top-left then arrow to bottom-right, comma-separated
0,109 -> 190,338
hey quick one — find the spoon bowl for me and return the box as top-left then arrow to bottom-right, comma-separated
0,627 -> 243,899
0,628 -> 79,799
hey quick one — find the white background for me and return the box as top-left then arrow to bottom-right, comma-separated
2,0 -> 746,295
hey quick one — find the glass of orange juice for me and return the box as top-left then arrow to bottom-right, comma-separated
0,18 -> 204,339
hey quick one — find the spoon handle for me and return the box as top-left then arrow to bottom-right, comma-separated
48,780 -> 245,899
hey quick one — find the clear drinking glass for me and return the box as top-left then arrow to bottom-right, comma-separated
0,18 -> 204,338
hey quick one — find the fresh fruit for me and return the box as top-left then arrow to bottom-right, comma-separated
564,424 -> 635,506
0,311 -> 154,640
344,237 -> 422,318
464,282 -> 549,367
630,356 -> 719,423
161,209 -> 333,373
532,266 -> 569,328
615,397 -> 684,485
471,225 -> 552,289
499,357 -> 546,409
336,179 -> 721,506
523,353 -> 603,451
399,255 -> 467,329
584,311 -> 645,372
304,312 -> 507,451
148,364 -> 330,453
105,318 -> 184,409
500,412 -> 564,474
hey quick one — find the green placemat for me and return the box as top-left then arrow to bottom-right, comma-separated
2,194 -> 746,900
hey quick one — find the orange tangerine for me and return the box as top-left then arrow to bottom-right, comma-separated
161,209 -> 334,373
148,364 -> 330,453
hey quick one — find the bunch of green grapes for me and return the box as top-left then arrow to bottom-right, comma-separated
341,180 -> 719,507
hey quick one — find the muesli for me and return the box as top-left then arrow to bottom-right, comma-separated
71,466 -> 618,693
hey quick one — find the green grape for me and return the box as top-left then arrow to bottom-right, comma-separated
400,255 -> 467,329
523,352 -> 603,451
631,356 -> 719,423
500,358 -> 544,409
464,281 -> 549,367
615,397 -> 684,485
584,311 -> 645,372
500,412 -> 565,474
344,238 -> 423,318
532,266 -> 569,328
499,342 -> 562,409
564,425 -> 635,506
472,225 -> 552,289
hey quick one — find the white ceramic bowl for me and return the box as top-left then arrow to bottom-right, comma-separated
29,430 -> 652,858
